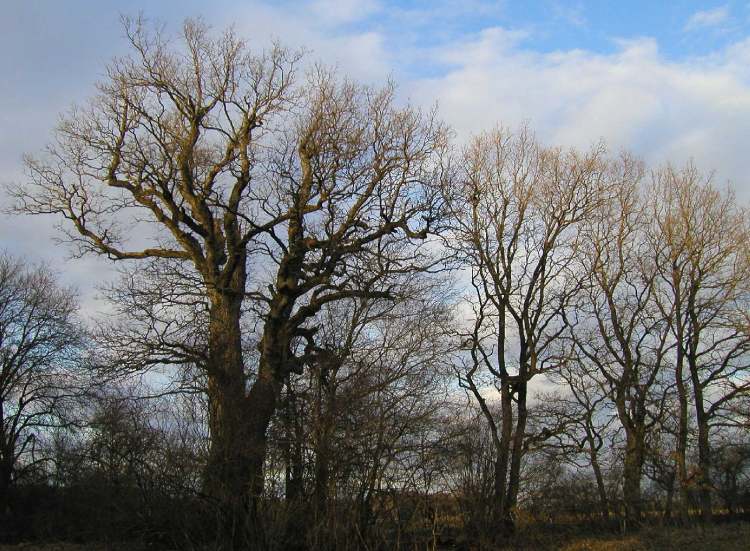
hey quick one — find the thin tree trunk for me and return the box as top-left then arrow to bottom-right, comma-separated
671,273 -> 692,525
694,413 -> 713,523
284,382 -> 304,504
588,436 -> 609,520
312,366 -> 332,517
663,469 -> 675,523
622,441 -> 642,527
282,380 -> 307,549
674,354 -> 691,524
493,381 -> 513,534
313,437 -> 330,514
0,457 -> 11,518
505,381 -> 527,523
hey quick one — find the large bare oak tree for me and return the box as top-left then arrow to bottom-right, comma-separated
13,18 -> 449,546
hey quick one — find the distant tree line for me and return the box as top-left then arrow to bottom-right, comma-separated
1,17 -> 749,550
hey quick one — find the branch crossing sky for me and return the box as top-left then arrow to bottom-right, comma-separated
2,1 -> 749,297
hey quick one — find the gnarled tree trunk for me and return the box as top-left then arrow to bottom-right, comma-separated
204,287 -> 257,547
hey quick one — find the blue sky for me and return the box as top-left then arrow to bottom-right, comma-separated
2,1 -> 750,303
3,2 -> 748,81
328,1 -> 750,61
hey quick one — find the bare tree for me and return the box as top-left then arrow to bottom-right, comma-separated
564,161 -> 673,526
13,18 -> 449,546
446,127 -> 607,534
441,405 -> 499,542
0,254 -> 84,515
642,408 -> 679,521
265,275 -> 453,548
535,357 -> 617,520
711,433 -> 750,516
651,165 -> 750,522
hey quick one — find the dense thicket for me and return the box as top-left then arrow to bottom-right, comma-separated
2,18 -> 749,551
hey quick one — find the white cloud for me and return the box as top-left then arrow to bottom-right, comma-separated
552,1 -> 587,28
224,2 -> 392,83
405,30 -> 750,198
684,5 -> 730,31
309,0 -> 381,25
6,0 -> 750,316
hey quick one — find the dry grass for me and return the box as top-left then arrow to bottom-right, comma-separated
498,522 -> 750,551
0,546 -> 91,551
0,545 -> 141,551
1,523 -> 748,550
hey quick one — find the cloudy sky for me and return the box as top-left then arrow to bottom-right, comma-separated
2,0 -> 750,307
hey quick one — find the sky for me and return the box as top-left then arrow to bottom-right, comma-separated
2,0 -> 750,309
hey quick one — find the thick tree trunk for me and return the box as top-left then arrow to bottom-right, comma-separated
622,450 -> 641,526
243,363 -> 285,546
201,259 -> 288,550
241,296 -> 300,546
204,290 -> 255,548
622,429 -> 644,527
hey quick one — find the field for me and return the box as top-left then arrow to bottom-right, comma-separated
1,523 -> 748,551
496,522 -> 750,551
